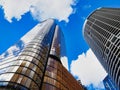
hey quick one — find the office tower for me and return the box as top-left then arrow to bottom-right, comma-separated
103,75 -> 117,90
0,19 -> 84,90
83,8 -> 120,89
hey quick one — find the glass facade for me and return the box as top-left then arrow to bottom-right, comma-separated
0,19 -> 84,90
83,8 -> 120,89
42,26 -> 83,90
103,75 -> 117,90
0,19 -> 56,90
50,25 -> 66,58
42,57 -> 83,90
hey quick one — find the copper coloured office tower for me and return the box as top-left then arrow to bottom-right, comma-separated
0,19 -> 84,90
83,8 -> 120,89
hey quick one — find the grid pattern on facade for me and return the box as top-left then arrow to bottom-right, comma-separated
0,20 -> 56,90
0,19 -> 84,90
84,8 -> 120,89
103,75 -> 116,90
42,57 -> 83,90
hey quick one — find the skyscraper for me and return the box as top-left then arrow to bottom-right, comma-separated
83,8 -> 120,89
0,19 -> 84,90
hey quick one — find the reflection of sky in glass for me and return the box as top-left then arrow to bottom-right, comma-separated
0,81 -> 8,87
0,56 -> 20,81
50,25 -> 66,58
0,19 -> 55,74
0,73 -> 14,81
0,19 -> 53,62
60,29 -> 66,57
0,20 -> 55,86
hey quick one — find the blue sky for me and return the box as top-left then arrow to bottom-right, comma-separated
0,0 -> 120,89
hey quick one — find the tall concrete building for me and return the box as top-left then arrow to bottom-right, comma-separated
0,19 -> 84,90
83,8 -> 120,89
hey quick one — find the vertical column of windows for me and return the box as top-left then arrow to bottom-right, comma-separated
42,57 -> 83,90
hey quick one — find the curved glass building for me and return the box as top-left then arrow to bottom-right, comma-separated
83,8 -> 120,89
0,19 -> 84,90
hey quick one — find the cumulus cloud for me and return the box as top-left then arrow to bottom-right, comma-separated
0,0 -> 75,22
70,49 -> 107,86
61,56 -> 69,70
0,0 -> 36,22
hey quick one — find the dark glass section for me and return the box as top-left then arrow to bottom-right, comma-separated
42,57 -> 84,90
83,8 -> 120,89
103,75 -> 117,90
50,25 -> 66,58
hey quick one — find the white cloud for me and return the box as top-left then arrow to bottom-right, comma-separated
0,0 -> 36,22
70,49 -> 107,86
0,0 -> 75,22
61,56 -> 69,70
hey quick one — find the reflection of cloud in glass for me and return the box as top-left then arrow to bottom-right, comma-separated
0,73 -> 14,81
0,21 -> 48,61
0,56 -> 20,81
61,56 -> 69,70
